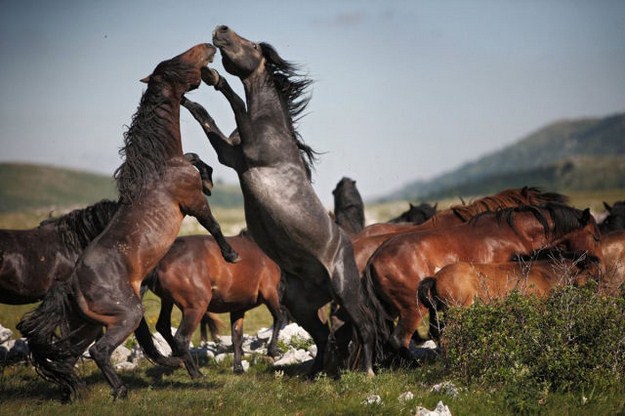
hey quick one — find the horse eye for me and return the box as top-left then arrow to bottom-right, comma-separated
252,43 -> 257,49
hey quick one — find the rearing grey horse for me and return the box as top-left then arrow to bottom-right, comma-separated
182,25 -> 383,375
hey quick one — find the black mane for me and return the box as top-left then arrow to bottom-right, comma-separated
40,200 -> 118,251
477,203 -> 590,239
113,58 -> 194,203
260,42 -> 318,179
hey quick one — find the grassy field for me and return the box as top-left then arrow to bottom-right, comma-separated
1,189 -> 625,413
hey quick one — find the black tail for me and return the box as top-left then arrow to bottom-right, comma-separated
133,318 -> 181,368
17,281 -> 83,399
358,263 -> 395,364
417,277 -> 442,340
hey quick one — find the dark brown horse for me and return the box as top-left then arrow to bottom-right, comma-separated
599,200 -> 625,234
352,187 -> 568,274
182,26 -> 380,375
0,200 -> 117,305
333,177 -> 365,237
137,232 -> 284,376
18,44 -> 238,401
387,202 -> 437,225
362,203 -> 602,360
0,153 -> 216,307
419,253 -> 598,341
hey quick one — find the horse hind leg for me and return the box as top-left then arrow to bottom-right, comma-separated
172,306 -> 206,379
264,292 -> 286,358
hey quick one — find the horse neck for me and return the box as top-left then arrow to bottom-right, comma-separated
149,87 -> 183,156
242,73 -> 292,137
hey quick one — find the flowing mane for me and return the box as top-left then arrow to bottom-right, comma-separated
472,203 -> 590,239
260,42 -> 318,179
450,187 -> 569,222
40,200 -> 118,251
113,59 -> 195,203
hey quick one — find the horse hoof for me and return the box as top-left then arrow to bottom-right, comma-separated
224,251 -> 241,263
113,385 -> 128,401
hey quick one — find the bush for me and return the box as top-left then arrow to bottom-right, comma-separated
441,284 -> 625,393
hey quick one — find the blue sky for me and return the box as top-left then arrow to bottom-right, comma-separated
1,0 -> 624,205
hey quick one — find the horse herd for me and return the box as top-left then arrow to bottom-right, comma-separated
1,25 -> 624,403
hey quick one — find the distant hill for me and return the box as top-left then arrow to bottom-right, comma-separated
0,163 -> 243,213
384,113 -> 625,201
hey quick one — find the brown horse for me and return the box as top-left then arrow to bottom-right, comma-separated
182,26 -> 380,376
137,232 -> 285,376
419,253 -> 598,341
0,153 -> 215,306
18,44 -> 238,401
0,200 -> 117,305
352,187 -> 568,273
598,229 -> 625,296
362,203 -> 602,361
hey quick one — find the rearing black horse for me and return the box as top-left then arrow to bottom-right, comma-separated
182,25 -> 381,376
18,43 -> 238,402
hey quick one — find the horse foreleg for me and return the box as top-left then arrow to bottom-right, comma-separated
230,310 -> 245,374
185,200 -> 239,263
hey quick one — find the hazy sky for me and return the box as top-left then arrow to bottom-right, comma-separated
1,0 -> 624,205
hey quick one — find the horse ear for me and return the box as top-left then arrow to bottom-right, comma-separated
140,75 -> 151,84
433,203 -> 438,210
409,203 -> 415,209
581,208 -> 592,224
604,201 -> 612,212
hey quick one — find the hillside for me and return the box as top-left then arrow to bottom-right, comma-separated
0,162 -> 243,213
386,112 -> 625,200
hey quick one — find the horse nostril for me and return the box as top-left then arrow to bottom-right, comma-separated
220,25 -> 229,32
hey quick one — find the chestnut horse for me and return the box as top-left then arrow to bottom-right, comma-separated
352,187 -> 568,273
182,26 -> 380,376
0,153 -> 215,306
333,177 -> 365,237
419,253 -> 598,341
136,232 -> 285,376
598,229 -> 625,296
18,44 -> 238,401
362,203 -> 602,360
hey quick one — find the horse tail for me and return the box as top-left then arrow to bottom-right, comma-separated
200,313 -> 223,343
16,280 -> 82,398
417,277 -> 442,340
359,262 -> 394,363
133,317 -> 180,368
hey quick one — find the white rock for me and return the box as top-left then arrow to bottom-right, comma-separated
363,394 -> 382,405
398,391 -> 414,402
273,348 -> 312,366
0,324 -> 13,344
415,401 -> 452,416
111,345 -> 131,365
278,323 -> 311,343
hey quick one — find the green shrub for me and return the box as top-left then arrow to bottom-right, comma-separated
441,284 -> 625,393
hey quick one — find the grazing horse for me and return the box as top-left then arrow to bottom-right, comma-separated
333,177 -> 365,237
352,187 -> 568,274
598,229 -> 625,296
182,25 -> 380,375
137,232 -> 285,376
0,200 -> 117,305
387,202 -> 437,225
599,200 -> 625,234
418,253 -> 598,341
18,44 -> 239,401
362,203 -> 602,360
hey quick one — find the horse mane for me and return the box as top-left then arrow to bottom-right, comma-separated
39,200 -> 118,251
113,58 -> 194,203
450,187 -> 569,222
482,203 -> 588,239
260,42 -> 318,179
